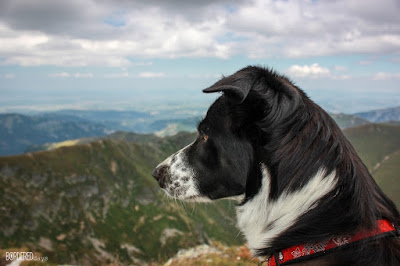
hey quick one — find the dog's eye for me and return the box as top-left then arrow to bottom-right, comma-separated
201,134 -> 208,143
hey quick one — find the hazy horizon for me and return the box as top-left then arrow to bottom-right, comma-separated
1,82 -> 399,115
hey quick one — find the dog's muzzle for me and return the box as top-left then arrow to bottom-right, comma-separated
151,143 -> 205,201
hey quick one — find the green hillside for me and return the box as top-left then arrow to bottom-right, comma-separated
344,123 -> 400,171
344,123 -> 400,207
373,151 -> 400,208
0,134 -> 240,265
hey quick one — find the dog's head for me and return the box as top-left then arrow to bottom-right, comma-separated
151,96 -> 254,201
152,66 -> 300,201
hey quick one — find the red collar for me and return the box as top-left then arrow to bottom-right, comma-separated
265,219 -> 398,266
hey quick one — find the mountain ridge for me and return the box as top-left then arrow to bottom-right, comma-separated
2,105 -> 400,156
355,106 -> 400,123
0,113 -> 109,156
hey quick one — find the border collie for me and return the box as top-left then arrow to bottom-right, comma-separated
152,66 -> 400,265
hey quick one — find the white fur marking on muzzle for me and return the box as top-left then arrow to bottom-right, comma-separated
155,143 -> 210,202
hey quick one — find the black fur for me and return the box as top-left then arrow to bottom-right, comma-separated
153,66 -> 400,265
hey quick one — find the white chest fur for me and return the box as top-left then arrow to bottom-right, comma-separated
236,164 -> 337,252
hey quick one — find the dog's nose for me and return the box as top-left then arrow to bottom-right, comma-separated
152,165 -> 167,188
152,167 -> 161,181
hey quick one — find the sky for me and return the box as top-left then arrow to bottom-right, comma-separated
0,0 -> 400,114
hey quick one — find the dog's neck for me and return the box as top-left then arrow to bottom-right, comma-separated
236,163 -> 337,255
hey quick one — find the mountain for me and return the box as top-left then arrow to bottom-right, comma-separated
0,109 -> 373,156
0,132 -> 241,265
0,113 -> 109,156
151,113 -> 369,136
329,113 -> 369,129
25,137 -> 99,153
0,109 -> 200,156
50,109 -> 152,132
22,113 -> 370,155
26,131 -> 189,153
49,110 -> 202,136
355,106 -> 400,123
151,117 -> 199,136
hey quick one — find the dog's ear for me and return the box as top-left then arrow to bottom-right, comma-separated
203,71 -> 251,104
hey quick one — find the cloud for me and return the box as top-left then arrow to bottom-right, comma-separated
131,62 -> 153,67
332,75 -> 351,80
334,66 -> 348,72
4,73 -> 15,79
74,73 -> 94,78
48,72 -> 94,78
0,0 -> 399,66
228,0 -> 400,58
0,0 -> 108,37
372,72 -> 400,80
49,72 -> 71,78
286,63 -> 352,80
104,72 -> 130,78
286,63 -> 330,78
0,5 -> 230,66
138,72 -> 166,78
359,60 -> 373,65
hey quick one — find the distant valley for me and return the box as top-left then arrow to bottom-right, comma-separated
0,111 -> 197,156
0,113 -> 109,156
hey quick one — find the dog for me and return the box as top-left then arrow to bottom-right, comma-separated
152,66 -> 400,265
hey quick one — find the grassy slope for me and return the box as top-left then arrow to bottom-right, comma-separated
344,123 -> 400,207
343,123 -> 400,170
0,134 -> 241,265
371,150 -> 400,208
